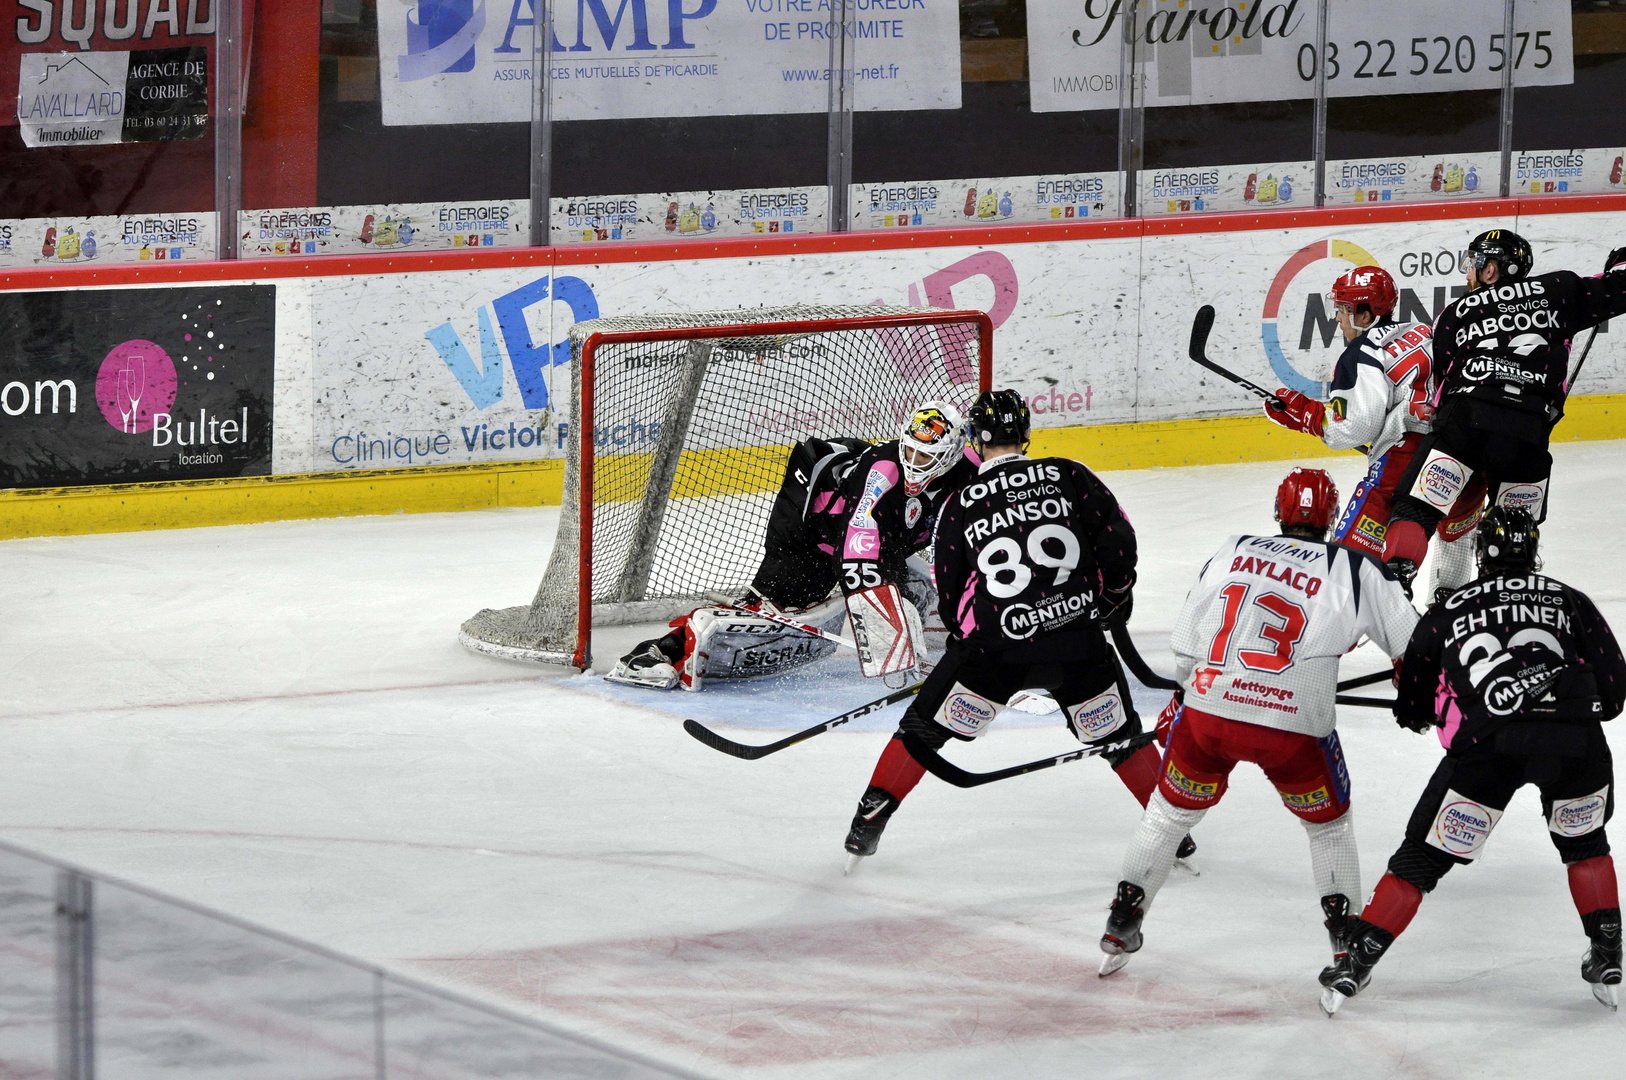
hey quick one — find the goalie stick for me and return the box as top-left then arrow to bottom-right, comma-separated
682,681 -> 922,760
1188,305 -> 1286,408
902,730 -> 1159,789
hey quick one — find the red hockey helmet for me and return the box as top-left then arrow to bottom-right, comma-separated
1328,265 -> 1398,320
1275,468 -> 1339,534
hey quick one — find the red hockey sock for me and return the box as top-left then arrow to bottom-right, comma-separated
1361,873 -> 1424,937
1113,743 -> 1162,807
868,736 -> 927,800
1381,519 -> 1429,566
1568,856 -> 1620,916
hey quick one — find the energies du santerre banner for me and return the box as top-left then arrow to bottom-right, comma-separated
376,0 -> 960,126
1029,0 -> 1573,113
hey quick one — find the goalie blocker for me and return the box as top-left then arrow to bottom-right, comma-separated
842,389 -> 1187,867
609,404 -> 975,691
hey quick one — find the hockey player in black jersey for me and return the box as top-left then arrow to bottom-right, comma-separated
608,403 -> 978,690
1381,231 -> 1626,593
842,389 -> 1189,868
1320,508 -> 1626,1014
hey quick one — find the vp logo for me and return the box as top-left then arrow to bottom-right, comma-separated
400,0 -> 486,82
424,274 -> 599,411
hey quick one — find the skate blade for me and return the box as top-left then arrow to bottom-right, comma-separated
1098,951 -> 1131,977
843,853 -> 866,876
1319,987 -> 1345,1017
1173,857 -> 1200,877
1594,982 -> 1620,1011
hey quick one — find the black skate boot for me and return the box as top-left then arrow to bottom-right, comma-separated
1321,893 -> 1355,963
843,786 -> 900,873
1318,919 -> 1393,1016
1173,833 -> 1200,875
1099,881 -> 1146,977
606,631 -> 683,690
1582,908 -> 1623,1011
1386,557 -> 1418,600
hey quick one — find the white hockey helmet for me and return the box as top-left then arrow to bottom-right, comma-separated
898,401 -> 966,496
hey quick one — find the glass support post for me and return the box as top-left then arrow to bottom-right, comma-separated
54,871 -> 93,1080
530,0 -> 554,247
213,0 -> 243,260
1312,0 -> 1329,206
1117,0 -> 1144,218
826,0 -> 855,232
1498,0 -> 1517,197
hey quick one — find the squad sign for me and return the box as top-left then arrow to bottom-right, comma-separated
1028,0 -> 1573,114
0,286 -> 275,488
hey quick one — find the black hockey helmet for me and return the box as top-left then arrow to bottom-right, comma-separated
1476,506 -> 1540,573
967,389 -> 1031,449
1467,229 -> 1533,281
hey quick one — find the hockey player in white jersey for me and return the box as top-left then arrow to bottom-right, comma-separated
1098,467 -> 1419,976
1263,265 -> 1481,602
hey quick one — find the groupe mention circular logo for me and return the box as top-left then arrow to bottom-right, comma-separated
1261,237 -> 1381,398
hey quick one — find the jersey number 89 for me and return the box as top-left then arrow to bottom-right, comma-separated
976,525 -> 1082,599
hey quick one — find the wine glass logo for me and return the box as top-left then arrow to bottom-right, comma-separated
95,340 -> 177,435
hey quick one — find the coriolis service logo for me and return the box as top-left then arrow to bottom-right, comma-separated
400,0 -> 486,82
1261,238 -> 1379,397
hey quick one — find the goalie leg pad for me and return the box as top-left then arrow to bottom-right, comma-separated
677,605 -> 838,690
848,582 -> 927,678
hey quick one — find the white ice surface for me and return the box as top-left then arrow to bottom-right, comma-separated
5,442 -> 1626,1077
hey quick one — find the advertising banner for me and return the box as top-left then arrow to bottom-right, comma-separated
238,201 -> 530,257
17,46 -> 208,147
1028,0 -> 1572,114
0,213 -> 217,265
850,172 -> 1122,229
1512,148 -> 1626,197
310,268 -> 598,471
1138,160 -> 1312,215
1324,152 -> 1501,206
0,285 -> 274,488
375,0 -> 960,127
550,187 -> 828,242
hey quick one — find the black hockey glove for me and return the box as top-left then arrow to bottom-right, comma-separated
1609,247 -> 1626,274
1393,708 -> 1434,734
1097,587 -> 1134,629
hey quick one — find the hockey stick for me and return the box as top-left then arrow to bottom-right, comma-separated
902,730 -> 1159,789
738,604 -> 858,650
682,681 -> 923,760
1113,624 -> 1398,696
1188,305 -> 1286,408
1335,694 -> 1396,709
1566,254 -> 1619,391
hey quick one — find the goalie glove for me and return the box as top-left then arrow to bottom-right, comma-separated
846,582 -> 925,678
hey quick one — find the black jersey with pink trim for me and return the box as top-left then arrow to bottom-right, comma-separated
931,454 -> 1136,651
827,440 -> 977,596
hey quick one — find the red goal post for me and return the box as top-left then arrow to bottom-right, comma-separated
460,306 -> 995,670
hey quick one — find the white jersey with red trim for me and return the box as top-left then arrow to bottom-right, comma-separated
1170,533 -> 1419,737
1322,318 -> 1435,461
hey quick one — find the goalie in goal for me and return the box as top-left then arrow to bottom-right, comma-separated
607,402 -> 979,691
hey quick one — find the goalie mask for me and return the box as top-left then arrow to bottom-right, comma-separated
898,402 -> 966,496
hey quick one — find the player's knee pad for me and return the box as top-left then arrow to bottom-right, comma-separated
1555,829 -> 1612,864
679,604 -> 838,688
1408,448 -> 1473,516
1406,783 -> 1505,863
1386,837 -> 1459,893
1158,755 -> 1227,811
897,709 -> 952,750
1494,477 -> 1549,523
1146,788 -> 1208,831
928,682 -> 1000,739
1550,782 -> 1612,861
1064,685 -> 1130,745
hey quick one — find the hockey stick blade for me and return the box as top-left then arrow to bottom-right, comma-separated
682,681 -> 923,760
1187,304 -> 1285,407
902,730 -> 1158,789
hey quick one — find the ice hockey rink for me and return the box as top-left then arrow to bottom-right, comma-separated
5,440 -> 1626,1079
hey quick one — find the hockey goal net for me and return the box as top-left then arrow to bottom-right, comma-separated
459,306 -> 994,669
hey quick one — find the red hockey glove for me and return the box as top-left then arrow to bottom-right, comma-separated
1263,388 -> 1326,437
1155,692 -> 1183,747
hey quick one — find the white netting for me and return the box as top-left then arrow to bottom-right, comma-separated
459,306 -> 987,667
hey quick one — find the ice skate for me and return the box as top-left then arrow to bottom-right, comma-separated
843,852 -> 865,876
1099,881 -> 1146,977
1321,893 -> 1354,963
843,786 -> 900,862
1172,834 -> 1200,876
605,638 -> 679,690
1317,920 -> 1389,1016
1582,916 -> 1622,1012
